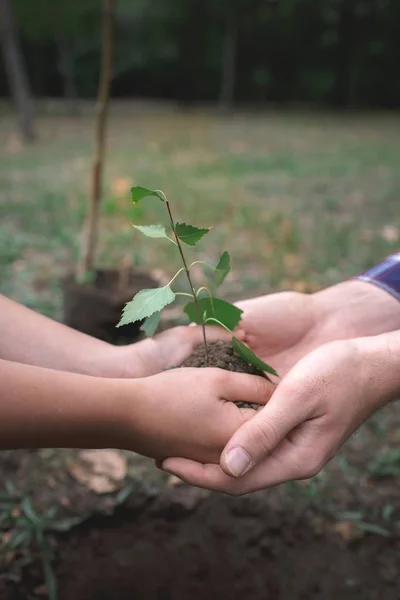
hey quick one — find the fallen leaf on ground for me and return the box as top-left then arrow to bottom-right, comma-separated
33,584 -> 48,596
331,520 -> 361,542
6,134 -> 23,155
111,177 -> 132,197
380,225 -> 399,243
230,141 -> 249,154
67,450 -> 127,494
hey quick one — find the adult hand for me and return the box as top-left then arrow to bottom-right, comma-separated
161,331 -> 400,493
236,279 -> 400,376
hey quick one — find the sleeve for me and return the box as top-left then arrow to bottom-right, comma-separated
355,252 -> 400,302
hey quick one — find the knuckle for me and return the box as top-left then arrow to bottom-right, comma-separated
212,368 -> 230,386
221,485 -> 246,497
250,418 -> 279,455
254,375 -> 272,402
176,325 -> 190,340
282,375 -> 325,416
295,453 -> 325,480
230,488 -> 245,497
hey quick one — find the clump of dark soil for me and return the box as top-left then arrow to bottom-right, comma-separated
181,340 -> 265,377
181,340 -> 270,409
62,268 -> 158,344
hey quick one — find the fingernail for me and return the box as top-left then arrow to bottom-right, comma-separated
225,446 -> 252,477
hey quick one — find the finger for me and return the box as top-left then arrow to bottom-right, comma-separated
221,371 -> 275,406
162,450 -> 300,495
234,296 -> 267,313
220,388 -> 307,477
162,458 -> 242,493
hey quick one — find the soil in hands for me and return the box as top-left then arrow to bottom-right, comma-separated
181,340 -> 270,409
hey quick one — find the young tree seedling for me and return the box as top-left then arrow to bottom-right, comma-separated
117,186 -> 277,376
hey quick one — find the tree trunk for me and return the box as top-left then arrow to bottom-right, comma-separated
77,0 -> 115,281
0,0 -> 35,141
218,7 -> 238,114
57,32 -> 79,116
332,2 -> 354,108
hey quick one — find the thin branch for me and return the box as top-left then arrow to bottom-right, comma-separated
167,267 -> 186,287
204,317 -> 233,335
196,286 -> 213,298
188,260 -> 217,271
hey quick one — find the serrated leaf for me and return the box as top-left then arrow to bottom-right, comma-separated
117,286 -> 175,327
140,311 -> 162,337
232,337 -> 279,377
132,224 -> 168,239
131,186 -> 165,204
184,297 -> 242,331
175,222 -> 209,246
214,251 -> 231,287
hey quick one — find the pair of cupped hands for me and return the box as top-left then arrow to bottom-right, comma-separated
129,281 -> 400,495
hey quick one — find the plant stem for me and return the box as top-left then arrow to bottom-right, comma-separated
204,317 -> 233,335
165,199 -> 208,358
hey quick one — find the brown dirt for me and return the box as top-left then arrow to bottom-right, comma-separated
62,268 -> 158,344
2,483 -> 400,600
181,340 -> 269,409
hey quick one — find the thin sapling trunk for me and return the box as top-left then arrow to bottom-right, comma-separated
77,0 -> 115,282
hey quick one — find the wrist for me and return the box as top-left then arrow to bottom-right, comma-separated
63,375 -> 150,451
355,331 -> 400,407
113,376 -> 162,457
312,279 -> 400,339
86,343 -> 148,379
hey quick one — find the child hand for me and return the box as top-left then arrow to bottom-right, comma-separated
122,367 -> 273,463
115,325 -> 243,378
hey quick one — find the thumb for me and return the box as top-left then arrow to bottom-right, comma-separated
220,389 -> 305,477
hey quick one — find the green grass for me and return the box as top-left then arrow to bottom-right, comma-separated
1,108 -> 399,318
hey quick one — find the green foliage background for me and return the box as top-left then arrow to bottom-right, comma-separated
2,0 -> 400,107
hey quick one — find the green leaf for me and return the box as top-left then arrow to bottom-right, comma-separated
214,251 -> 231,287
131,186 -> 165,204
232,337 -> 279,377
132,224 -> 169,239
175,222 -> 209,246
22,497 -> 40,525
356,522 -> 390,537
8,530 -> 31,550
117,286 -> 175,327
140,311 -> 162,336
50,516 -> 84,532
184,297 -> 242,331
115,484 -> 133,506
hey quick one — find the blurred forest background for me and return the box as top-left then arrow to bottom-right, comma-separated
1,0 -> 400,314
1,0 -> 400,120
